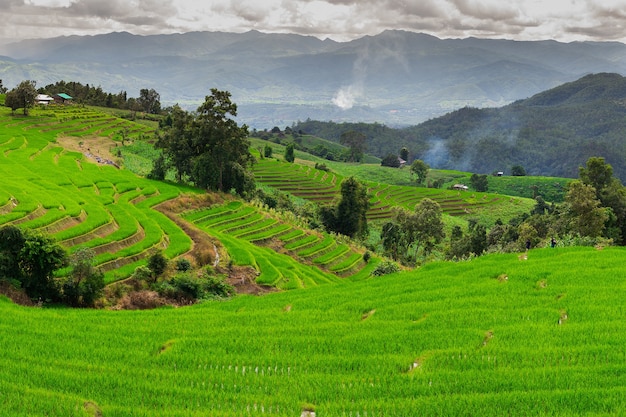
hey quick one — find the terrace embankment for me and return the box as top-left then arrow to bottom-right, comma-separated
154,193 -> 273,295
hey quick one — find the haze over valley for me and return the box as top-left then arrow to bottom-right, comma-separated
3,30 -> 626,127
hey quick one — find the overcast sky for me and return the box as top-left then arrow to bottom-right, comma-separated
1,0 -> 626,44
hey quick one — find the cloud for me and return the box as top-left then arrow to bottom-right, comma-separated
1,0 -> 626,44
0,0 -> 177,41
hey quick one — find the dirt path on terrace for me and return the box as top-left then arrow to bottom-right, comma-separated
56,136 -> 121,166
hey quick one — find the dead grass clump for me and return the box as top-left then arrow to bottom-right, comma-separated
193,248 -> 214,267
0,281 -> 34,306
495,274 -> 508,283
361,309 -> 376,321
83,401 -> 102,417
157,340 -> 175,355
481,330 -> 494,347
117,290 -> 168,310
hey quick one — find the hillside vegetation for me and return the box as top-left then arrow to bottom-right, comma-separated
294,73 -> 626,182
2,246 -> 626,415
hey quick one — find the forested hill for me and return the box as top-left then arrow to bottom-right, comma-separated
294,73 -> 626,182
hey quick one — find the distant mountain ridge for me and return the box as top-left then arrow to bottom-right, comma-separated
1,30 -> 626,127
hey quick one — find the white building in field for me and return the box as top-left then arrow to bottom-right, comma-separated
36,94 -> 54,105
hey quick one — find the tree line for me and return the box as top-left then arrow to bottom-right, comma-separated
3,79 -> 163,115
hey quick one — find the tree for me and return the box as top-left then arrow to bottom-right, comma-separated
381,153 -> 401,167
62,247 -> 104,307
319,176 -> 369,239
284,143 -> 295,163
264,144 -> 273,158
381,221 -> 403,259
192,89 -> 252,192
156,90 -> 254,195
147,251 -> 168,283
156,105 -> 194,181
579,157 -> 613,194
0,226 -> 67,302
336,177 -> 369,238
138,88 -> 161,114
0,225 -> 26,280
382,199 -> 445,263
565,180 -> 608,238
0,79 -> 6,94
339,130 -> 366,162
8,80 -> 37,115
4,90 -> 19,114
411,198 -> 445,253
148,154 -> 167,181
470,173 -> 489,192
400,147 -> 409,161
410,159 -> 429,185
579,157 -> 626,244
18,230 -> 67,301
511,165 -> 526,176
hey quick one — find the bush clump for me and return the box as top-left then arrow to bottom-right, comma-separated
371,260 -> 400,276
154,270 -> 234,302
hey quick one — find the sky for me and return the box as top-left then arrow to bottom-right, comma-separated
1,0 -> 626,44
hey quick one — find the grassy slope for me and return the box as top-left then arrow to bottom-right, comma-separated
2,246 -> 626,415
0,105 -> 193,282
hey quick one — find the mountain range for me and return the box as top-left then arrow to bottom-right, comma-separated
1,30 -> 626,127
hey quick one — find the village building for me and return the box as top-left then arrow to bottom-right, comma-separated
53,93 -> 73,104
36,94 -> 54,105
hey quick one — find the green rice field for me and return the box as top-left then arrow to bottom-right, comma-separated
253,158 -> 535,226
0,105 -> 192,282
2,103 -> 626,416
183,201 -> 379,288
2,246 -> 626,415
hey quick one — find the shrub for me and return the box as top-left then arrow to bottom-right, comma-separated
371,260 -> 400,276
315,162 -> 330,172
147,251 -> 168,282
156,271 -> 234,302
176,258 -> 192,272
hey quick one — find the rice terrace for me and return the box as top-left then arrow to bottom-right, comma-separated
2,88 -> 626,417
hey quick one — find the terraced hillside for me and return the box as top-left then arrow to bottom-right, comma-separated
183,200 -> 378,289
0,106 -> 191,282
3,245 -> 626,416
253,158 -> 533,223
0,105 -> 377,289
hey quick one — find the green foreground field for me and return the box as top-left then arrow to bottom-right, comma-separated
2,246 -> 626,416
2,103 -> 623,416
